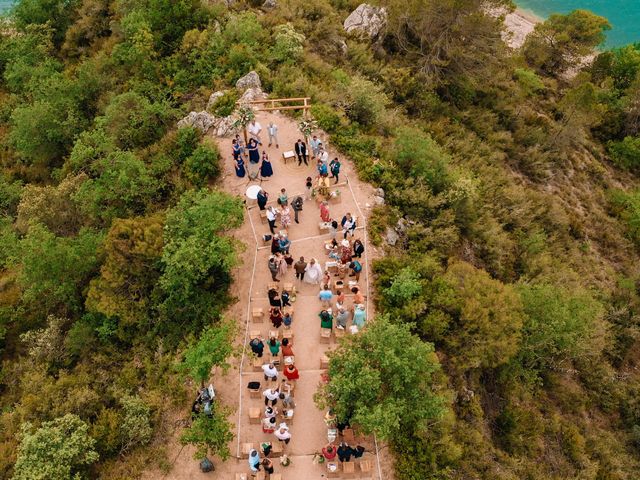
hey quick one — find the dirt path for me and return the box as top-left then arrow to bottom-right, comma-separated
143,111 -> 393,480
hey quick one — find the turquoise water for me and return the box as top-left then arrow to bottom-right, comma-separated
517,0 -> 640,48
0,1 -> 12,14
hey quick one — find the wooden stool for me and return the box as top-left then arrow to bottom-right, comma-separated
249,407 -> 261,424
250,329 -> 262,339
319,221 -> 331,234
268,282 -> 279,292
282,282 -> 294,293
326,462 -> 339,478
282,150 -> 295,164
241,442 -> 254,458
249,385 -> 261,399
268,329 -> 280,339
253,356 -> 264,372
320,354 -> 330,369
359,459 -> 373,478
271,441 -> 283,455
281,409 -> 294,425
252,308 -> 264,323
260,210 -> 268,224
269,354 -> 281,366
320,328 -> 332,344
342,461 -> 356,478
284,355 -> 294,365
282,330 -> 293,341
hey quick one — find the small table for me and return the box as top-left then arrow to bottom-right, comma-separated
282,150 -> 295,164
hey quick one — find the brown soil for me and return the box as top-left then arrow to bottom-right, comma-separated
142,111 -> 395,480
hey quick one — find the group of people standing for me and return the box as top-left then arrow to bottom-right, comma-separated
232,119 -> 276,181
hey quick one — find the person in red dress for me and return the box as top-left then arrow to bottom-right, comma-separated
283,363 -> 299,381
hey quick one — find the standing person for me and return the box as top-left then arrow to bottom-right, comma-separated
262,362 -> 278,382
268,256 -> 279,281
280,204 -> 291,230
267,121 -> 279,148
266,206 -> 277,234
260,151 -> 274,178
317,159 -> 328,177
319,285 -> 333,308
291,196 -> 303,224
318,143 -> 329,166
248,138 -> 260,164
257,189 -> 269,210
271,234 -> 280,255
249,119 -> 263,144
294,139 -> 307,166
277,188 -> 288,206
329,220 -> 338,241
330,157 -> 341,183
310,135 -> 321,159
232,138 -> 243,161
263,386 -> 280,406
304,258 -> 323,284
305,178 -> 313,201
278,235 -> 291,254
294,256 -> 307,281
349,260 -> 362,281
340,239 -> 352,264
234,155 -> 246,178
320,201 -> 331,223
262,457 -> 275,477
277,252 -> 288,278
275,424 -> 291,444
341,213 -> 356,238
249,449 -> 261,474
353,239 -> 364,258
353,305 -> 366,329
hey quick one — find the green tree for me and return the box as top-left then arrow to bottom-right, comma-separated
184,144 -> 221,188
119,395 -> 153,454
316,316 -> 445,440
523,10 -> 610,76
271,23 -> 305,63
159,190 -> 243,331
12,0 -> 79,47
19,224 -> 103,316
180,410 -> 233,461
608,136 -> 640,171
13,414 -> 99,480
441,261 -> 523,370
517,283 -> 605,372
179,319 -> 236,386
86,214 -> 164,329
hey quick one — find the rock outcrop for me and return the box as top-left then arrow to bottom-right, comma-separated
177,111 -> 217,133
262,0 -> 277,9
206,90 -> 226,111
238,87 -> 267,105
343,4 -> 387,40
236,71 -> 262,91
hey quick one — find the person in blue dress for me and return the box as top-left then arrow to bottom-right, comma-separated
235,156 -> 246,177
260,151 -> 274,178
247,139 -> 260,164
232,138 -> 243,161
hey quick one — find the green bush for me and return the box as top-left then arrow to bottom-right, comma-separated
212,91 -> 239,118
310,103 -> 342,133
608,136 -> 640,170
184,144 -> 221,188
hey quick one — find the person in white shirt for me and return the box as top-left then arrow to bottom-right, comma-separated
268,122 -> 279,148
318,143 -> 329,166
263,386 -> 280,406
274,423 -> 291,444
265,406 -> 278,418
262,363 -> 278,382
248,120 -> 263,144
310,135 -> 321,159
266,206 -> 277,234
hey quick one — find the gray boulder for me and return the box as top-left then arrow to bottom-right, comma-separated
262,0 -> 277,9
236,71 -> 262,92
238,87 -> 267,105
385,226 -> 399,246
206,90 -> 226,112
343,4 -> 387,40
373,195 -> 385,206
177,111 -> 217,133
374,187 -> 385,198
213,115 -> 237,138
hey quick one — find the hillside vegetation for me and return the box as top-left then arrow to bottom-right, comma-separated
2,0 -> 640,479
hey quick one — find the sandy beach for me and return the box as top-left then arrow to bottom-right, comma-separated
503,8 -> 540,48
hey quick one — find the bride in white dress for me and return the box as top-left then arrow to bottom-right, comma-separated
304,258 -> 323,284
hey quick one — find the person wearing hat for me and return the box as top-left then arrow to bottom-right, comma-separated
249,449 -> 261,473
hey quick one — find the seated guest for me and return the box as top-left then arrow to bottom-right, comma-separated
335,307 -> 350,329
322,443 -> 337,461
281,338 -> 294,357
268,336 -> 281,355
270,307 -> 283,328
337,442 -> 353,462
269,289 -> 282,307
283,363 -> 299,381
318,285 -> 333,308
262,416 -> 277,433
283,311 -> 293,328
319,310 -> 333,329
250,337 -> 265,357
262,362 -> 278,382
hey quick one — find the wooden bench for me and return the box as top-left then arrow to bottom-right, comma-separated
249,407 -> 261,424
282,150 -> 295,164
252,308 -> 264,323
320,328 -> 332,344
321,354 -> 330,369
359,459 -> 373,478
260,210 -> 268,224
249,384 -> 261,399
326,462 -> 339,478
241,442 -> 254,458
253,356 -> 264,372
342,461 -> 356,478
